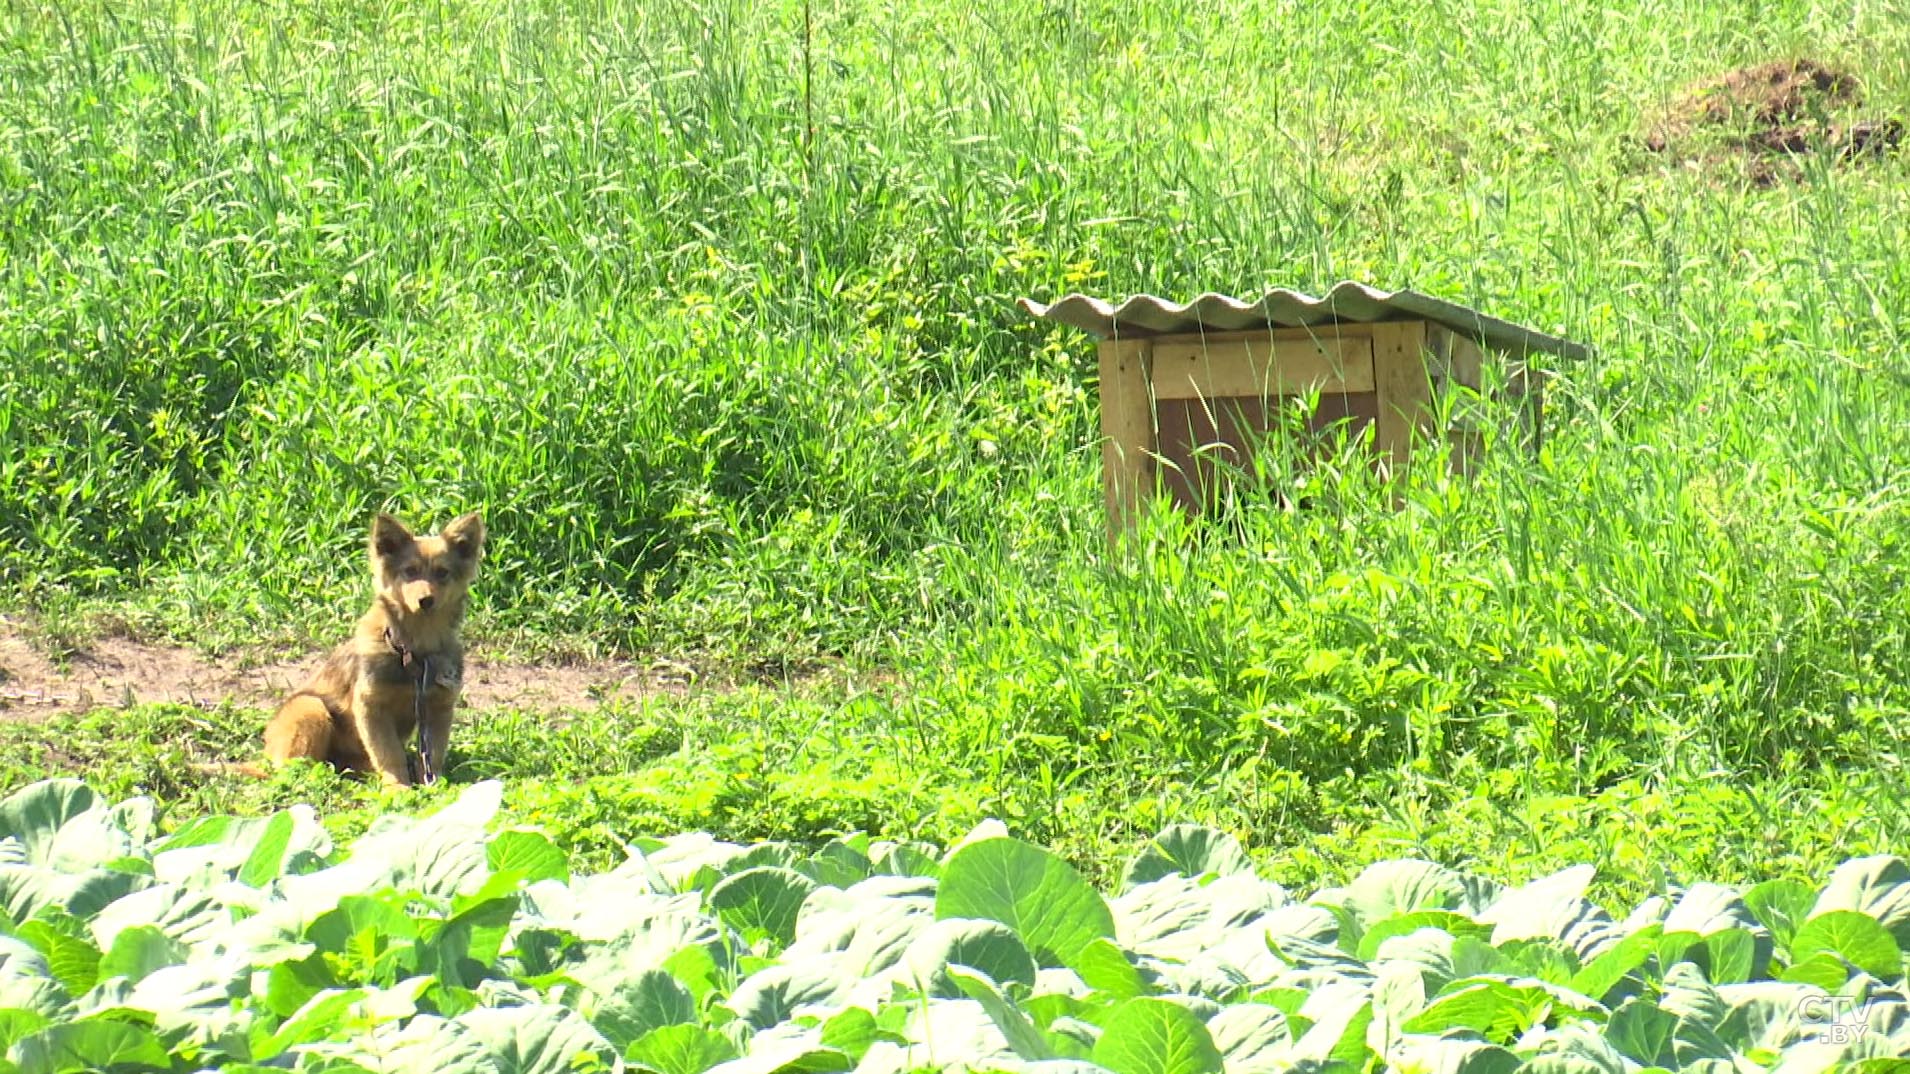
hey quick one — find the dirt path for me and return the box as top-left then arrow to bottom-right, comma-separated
0,616 -> 686,720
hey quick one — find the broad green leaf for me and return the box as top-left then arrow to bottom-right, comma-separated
1478,864 -> 1598,946
1779,952 -> 1851,990
1088,997 -> 1224,1074
948,966 -> 1058,1061
1703,929 -> 1758,984
151,813 -> 247,853
487,831 -> 569,885
872,842 -> 939,879
818,1007 -> 885,1062
722,843 -> 803,879
310,894 -> 420,949
0,783 -> 99,865
320,1011 -> 491,1073
1357,911 -> 1491,962
1374,927 -> 1458,992
634,834 -> 746,891
254,987 -> 368,1059
122,956 -> 258,1058
1656,930 -> 1706,971
1388,1036 -> 1522,1074
0,1011 -> 46,1053
7,1020 -> 169,1074
1110,874 -> 1210,949
943,820 -> 1013,863
589,969 -> 696,1049
421,892 -> 518,986
308,894 -> 420,985
1668,1025 -> 1737,1068
1792,911 -> 1902,981
1714,981 -> 1830,1054
1842,1061 -> 1910,1074
937,837 -> 1116,968
726,961 -> 847,1030
91,882 -> 229,950
1450,935 -> 1515,978
1292,982 -> 1373,1066
455,1003 -> 619,1074
1121,825 -> 1253,889
903,917 -> 1038,995
1659,962 -> 1726,1028
13,920 -> 97,996
697,1037 -> 853,1074
1606,998 -> 1678,1066
1744,879 -> 1816,949
348,782 -> 502,898
1271,933 -> 1371,977
709,867 -> 817,947
1071,937 -> 1145,998
4,794 -> 150,880
1495,938 -> 1579,986
662,945 -> 724,1007
1342,859 -> 1466,934
1370,961 -> 1428,1044
507,927 -> 577,980
264,953 -> 337,1018
95,925 -> 181,985
0,867 -> 141,924
799,841 -> 873,889
1663,884 -> 1761,937
790,882 -> 929,980
360,975 -> 435,1025
238,810 -> 295,888
563,896 -> 732,998
1521,1022 -> 1628,1074
1568,925 -> 1659,1002
1406,980 -> 1526,1040
1813,856 -> 1910,950
1663,885 -> 1770,977
1205,1003 -> 1288,1071
627,1023 -> 741,1074
155,807 -> 328,886
3,934 -> 104,1017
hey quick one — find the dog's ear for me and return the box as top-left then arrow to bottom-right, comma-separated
370,513 -> 416,559
441,512 -> 486,562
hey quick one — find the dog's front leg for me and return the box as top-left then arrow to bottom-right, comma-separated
353,683 -> 413,787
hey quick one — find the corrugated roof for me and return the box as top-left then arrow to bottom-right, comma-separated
1019,281 -> 1589,361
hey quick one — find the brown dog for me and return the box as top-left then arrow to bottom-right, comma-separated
260,512 -> 486,787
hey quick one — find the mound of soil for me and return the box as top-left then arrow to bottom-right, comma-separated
1646,58 -> 1902,185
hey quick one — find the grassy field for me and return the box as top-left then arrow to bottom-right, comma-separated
3,0 -> 1910,902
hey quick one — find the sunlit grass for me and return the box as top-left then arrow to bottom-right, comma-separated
2,0 -> 1908,886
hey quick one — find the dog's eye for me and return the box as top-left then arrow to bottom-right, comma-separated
404,564 -> 423,580
432,566 -> 450,582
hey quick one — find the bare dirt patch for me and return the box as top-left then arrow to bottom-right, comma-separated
0,616 -> 688,721
1645,58 -> 1902,185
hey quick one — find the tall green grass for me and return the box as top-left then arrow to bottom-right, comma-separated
3,0 -> 1909,867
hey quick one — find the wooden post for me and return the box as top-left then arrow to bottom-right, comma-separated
1097,337 -> 1154,539
1369,322 -> 1433,479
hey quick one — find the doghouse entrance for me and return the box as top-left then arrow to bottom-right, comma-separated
1153,392 -> 1380,512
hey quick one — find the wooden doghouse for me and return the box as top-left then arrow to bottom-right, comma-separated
1020,283 -> 1588,534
